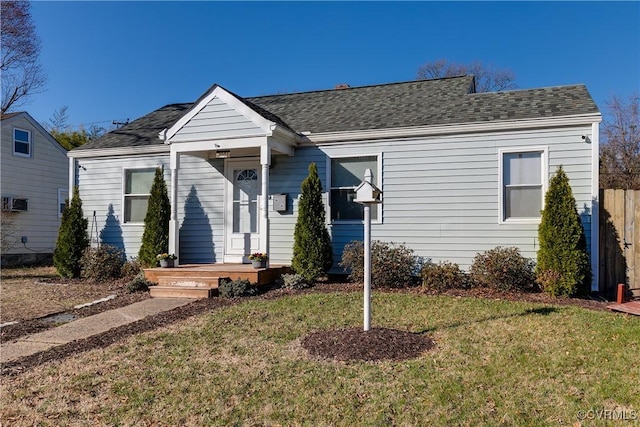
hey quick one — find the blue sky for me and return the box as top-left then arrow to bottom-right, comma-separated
26,1 -> 640,131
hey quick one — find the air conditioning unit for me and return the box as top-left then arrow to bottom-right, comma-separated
1,196 -> 28,212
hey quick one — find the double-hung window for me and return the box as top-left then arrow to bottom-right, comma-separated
330,155 -> 380,222
13,128 -> 31,157
500,148 -> 547,223
123,168 -> 156,223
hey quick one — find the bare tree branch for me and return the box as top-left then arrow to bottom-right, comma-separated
416,59 -> 517,92
600,93 -> 640,189
1,0 -> 46,113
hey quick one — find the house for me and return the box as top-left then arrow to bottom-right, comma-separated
1,112 -> 69,266
68,76 -> 602,290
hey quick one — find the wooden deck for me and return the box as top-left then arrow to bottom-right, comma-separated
608,300 -> 640,316
144,263 -> 291,299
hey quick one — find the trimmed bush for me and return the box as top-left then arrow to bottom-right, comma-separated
80,244 -> 124,281
279,273 -> 311,290
54,186 -> 89,278
469,246 -> 537,292
340,240 -> 418,288
421,261 -> 469,292
138,168 -> 171,268
292,163 -> 333,282
219,278 -> 256,298
536,166 -> 591,297
126,273 -> 152,293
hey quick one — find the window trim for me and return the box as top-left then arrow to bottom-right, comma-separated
122,167 -> 156,224
498,146 -> 548,224
13,127 -> 32,158
57,188 -> 69,218
327,153 -> 383,224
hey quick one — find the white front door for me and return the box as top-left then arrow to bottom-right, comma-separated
224,159 -> 261,263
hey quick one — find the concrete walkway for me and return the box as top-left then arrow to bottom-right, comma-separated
1,298 -> 193,364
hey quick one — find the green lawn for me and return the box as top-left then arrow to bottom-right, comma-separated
2,292 -> 639,426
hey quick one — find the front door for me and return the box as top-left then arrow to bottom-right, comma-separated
224,159 -> 261,263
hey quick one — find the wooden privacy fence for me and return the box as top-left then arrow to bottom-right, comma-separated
599,189 -> 640,298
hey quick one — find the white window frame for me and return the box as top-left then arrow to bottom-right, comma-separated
122,167 -> 156,224
498,146 -> 548,224
13,127 -> 32,158
327,153 -> 383,224
57,188 -> 69,218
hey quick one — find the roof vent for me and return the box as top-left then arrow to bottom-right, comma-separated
334,84 -> 350,90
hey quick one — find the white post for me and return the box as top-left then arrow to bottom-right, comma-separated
260,144 -> 271,263
363,202 -> 371,331
169,151 -> 180,265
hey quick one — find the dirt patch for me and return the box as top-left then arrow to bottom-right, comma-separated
302,327 -> 435,362
1,266 -> 139,322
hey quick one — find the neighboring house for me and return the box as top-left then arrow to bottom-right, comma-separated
69,76 -> 602,290
1,112 -> 69,266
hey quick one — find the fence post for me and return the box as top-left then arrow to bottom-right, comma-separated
617,283 -> 625,304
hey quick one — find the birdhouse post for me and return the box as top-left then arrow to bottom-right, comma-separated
354,168 -> 382,331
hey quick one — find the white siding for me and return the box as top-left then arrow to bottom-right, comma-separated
78,153 -> 226,263
267,125 -> 595,269
170,97 -> 264,142
0,115 -> 68,255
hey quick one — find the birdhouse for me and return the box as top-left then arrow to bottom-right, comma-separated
354,169 -> 382,204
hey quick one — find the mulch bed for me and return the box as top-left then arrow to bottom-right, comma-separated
302,327 -> 435,362
1,282 -> 612,376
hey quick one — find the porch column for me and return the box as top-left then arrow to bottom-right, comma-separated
260,144 -> 271,260
68,156 -> 75,195
169,150 -> 180,265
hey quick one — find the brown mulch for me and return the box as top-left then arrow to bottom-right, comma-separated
1,281 -> 613,376
302,327 -> 435,362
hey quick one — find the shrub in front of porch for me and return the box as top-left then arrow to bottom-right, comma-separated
292,163 -> 333,282
138,168 -> 171,267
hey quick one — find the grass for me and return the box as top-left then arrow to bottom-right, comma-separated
0,266 -> 124,322
2,292 -> 639,426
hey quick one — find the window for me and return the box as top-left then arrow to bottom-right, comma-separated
13,128 -> 31,157
58,188 -> 69,218
500,148 -> 547,222
330,155 -> 380,221
123,168 -> 155,223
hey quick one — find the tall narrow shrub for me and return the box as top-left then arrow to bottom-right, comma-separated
292,163 -> 333,281
138,168 -> 171,267
536,166 -> 591,296
54,186 -> 89,278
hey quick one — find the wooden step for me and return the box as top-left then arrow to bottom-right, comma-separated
150,286 -> 215,299
158,276 -> 222,288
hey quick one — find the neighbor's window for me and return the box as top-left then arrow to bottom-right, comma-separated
123,168 -> 155,223
58,188 -> 69,218
502,150 -> 545,221
13,128 -> 31,157
330,155 -> 380,221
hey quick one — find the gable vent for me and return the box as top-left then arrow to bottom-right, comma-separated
2,196 -> 28,212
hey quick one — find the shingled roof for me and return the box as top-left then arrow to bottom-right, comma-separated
74,76 -> 599,151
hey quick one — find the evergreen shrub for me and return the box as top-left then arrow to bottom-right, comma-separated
536,166 -> 591,296
219,278 -> 256,298
54,186 -> 89,278
292,163 -> 333,281
138,168 -> 171,267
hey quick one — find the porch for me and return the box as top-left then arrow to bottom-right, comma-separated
144,263 -> 291,298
